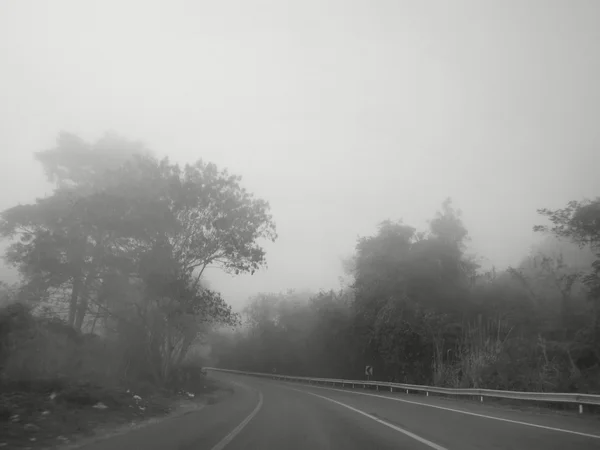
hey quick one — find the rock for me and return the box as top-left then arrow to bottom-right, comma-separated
92,402 -> 108,410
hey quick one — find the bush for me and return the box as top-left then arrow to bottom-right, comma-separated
0,302 -> 36,375
0,299 -> 210,405
1,302 -> 117,388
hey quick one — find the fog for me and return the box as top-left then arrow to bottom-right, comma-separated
1,0 -> 599,310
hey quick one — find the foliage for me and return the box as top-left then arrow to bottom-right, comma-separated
0,132 -> 275,386
3,131 -> 600,400
534,198 -> 600,301
209,198 -> 600,394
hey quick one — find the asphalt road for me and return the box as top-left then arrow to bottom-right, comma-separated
77,372 -> 600,450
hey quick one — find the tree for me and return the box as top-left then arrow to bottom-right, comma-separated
535,199 -> 600,299
169,160 -> 278,282
130,245 -> 239,381
207,197 -> 600,394
1,137 -> 175,328
347,200 -> 476,383
0,132 -> 275,383
34,131 -> 150,190
534,198 -> 600,371
429,198 -> 469,247
306,290 -> 355,377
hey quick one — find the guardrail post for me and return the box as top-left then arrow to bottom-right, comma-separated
352,383 -> 355,388
376,385 -> 379,391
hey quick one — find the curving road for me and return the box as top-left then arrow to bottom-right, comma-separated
78,371 -> 600,450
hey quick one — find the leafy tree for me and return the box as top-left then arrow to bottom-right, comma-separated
207,197 -> 600,394
347,200 -> 475,382
534,198 -> 600,375
1,132 -> 275,384
1,140 -> 175,328
170,161 -> 277,281
535,199 -> 600,300
34,131 -> 149,190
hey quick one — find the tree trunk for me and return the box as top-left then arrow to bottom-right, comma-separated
176,334 -> 195,366
68,274 -> 83,327
74,271 -> 96,331
90,309 -> 100,334
74,296 -> 89,331
74,234 -> 104,331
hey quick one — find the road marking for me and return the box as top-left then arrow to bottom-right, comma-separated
289,387 -> 448,450
286,383 -> 600,440
210,390 -> 263,450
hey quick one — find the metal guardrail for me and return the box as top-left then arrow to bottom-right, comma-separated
205,367 -> 600,412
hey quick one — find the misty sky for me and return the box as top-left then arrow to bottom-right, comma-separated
1,1 -> 599,310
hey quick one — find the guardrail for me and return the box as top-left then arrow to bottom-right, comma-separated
205,367 -> 600,414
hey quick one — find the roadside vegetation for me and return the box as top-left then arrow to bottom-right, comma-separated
208,199 -> 600,398
2,132 -> 599,448
0,132 -> 276,448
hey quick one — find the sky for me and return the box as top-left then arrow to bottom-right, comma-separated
1,0 -> 599,310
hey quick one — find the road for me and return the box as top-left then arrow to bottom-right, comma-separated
77,371 -> 600,450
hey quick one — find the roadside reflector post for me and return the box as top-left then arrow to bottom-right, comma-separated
376,385 -> 379,391
406,389 -> 408,394
390,387 -> 393,392
579,404 -> 583,414
426,392 -> 429,397
352,383 -> 355,388
480,396 -> 483,403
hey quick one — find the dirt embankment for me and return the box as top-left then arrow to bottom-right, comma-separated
1,376 -> 234,450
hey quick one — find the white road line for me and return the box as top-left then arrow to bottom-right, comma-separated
210,390 -> 263,450
286,383 -> 600,440
290,387 -> 448,450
